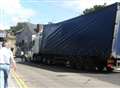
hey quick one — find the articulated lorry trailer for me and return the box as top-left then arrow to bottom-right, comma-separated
31,3 -> 120,71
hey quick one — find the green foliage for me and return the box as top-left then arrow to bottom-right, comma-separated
5,29 -> 11,33
9,22 -> 25,34
83,4 -> 106,15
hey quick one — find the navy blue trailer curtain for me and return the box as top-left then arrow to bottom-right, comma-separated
41,3 -> 118,57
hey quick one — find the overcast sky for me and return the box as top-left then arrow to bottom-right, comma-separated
0,0 -> 120,29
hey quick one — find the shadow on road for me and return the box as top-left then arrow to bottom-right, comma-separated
17,61 -> 118,73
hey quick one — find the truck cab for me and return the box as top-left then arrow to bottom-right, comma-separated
31,24 -> 43,62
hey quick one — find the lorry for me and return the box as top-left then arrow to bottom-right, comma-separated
31,3 -> 120,71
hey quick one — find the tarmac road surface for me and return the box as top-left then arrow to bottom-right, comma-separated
14,60 -> 120,88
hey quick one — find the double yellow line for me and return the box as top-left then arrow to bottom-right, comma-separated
12,71 -> 28,88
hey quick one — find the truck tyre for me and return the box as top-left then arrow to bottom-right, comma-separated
65,60 -> 71,67
97,65 -> 104,71
46,59 -> 51,65
106,67 -> 113,72
42,57 -> 47,64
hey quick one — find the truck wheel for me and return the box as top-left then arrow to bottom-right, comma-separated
42,57 -> 46,64
65,60 -> 75,68
33,54 -> 35,62
106,67 -> 113,72
97,66 -> 104,71
75,63 -> 85,70
70,62 -> 76,69
46,59 -> 51,65
65,60 -> 71,67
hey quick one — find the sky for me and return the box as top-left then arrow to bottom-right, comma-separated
0,0 -> 120,29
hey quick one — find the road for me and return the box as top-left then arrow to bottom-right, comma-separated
15,60 -> 120,88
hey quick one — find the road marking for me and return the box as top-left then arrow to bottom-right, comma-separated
12,71 -> 28,88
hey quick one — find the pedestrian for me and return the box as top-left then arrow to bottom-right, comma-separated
0,41 -> 16,88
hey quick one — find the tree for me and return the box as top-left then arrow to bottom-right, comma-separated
9,22 -> 25,34
83,4 -> 106,15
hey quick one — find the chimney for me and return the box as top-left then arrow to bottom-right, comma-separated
34,24 -> 43,33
